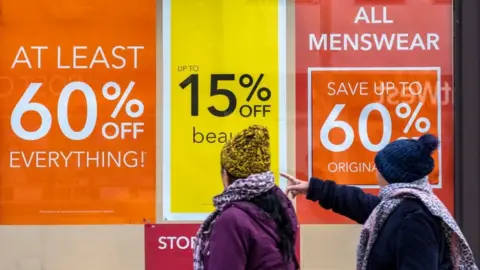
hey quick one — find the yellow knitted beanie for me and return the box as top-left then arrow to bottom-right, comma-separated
220,125 -> 271,179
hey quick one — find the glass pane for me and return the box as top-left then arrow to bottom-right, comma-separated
0,0 -> 459,269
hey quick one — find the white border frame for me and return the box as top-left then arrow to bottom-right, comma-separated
307,67 -> 442,189
161,0 -> 288,221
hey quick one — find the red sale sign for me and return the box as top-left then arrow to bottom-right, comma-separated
145,223 -> 301,270
294,0 -> 454,224
145,224 -> 199,270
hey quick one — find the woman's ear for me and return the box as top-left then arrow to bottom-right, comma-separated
221,169 -> 229,189
376,171 -> 388,187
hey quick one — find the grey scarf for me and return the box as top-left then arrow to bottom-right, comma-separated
357,178 -> 477,270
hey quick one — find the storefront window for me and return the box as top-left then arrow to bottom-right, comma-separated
0,0 -> 458,269
294,0 -> 454,268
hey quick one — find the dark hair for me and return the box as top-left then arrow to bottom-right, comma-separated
249,191 -> 296,264
223,169 -> 296,265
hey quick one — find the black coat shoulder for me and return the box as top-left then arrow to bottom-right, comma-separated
368,198 -> 451,270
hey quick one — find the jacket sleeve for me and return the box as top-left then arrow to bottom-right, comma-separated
396,211 -> 440,270
306,178 -> 381,224
204,208 -> 249,270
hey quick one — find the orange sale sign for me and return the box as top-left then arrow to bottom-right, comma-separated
0,0 -> 156,224
309,68 -> 441,187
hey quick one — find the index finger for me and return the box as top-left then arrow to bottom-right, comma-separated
280,172 -> 297,184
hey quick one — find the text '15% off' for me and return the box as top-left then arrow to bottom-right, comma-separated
179,73 -> 272,118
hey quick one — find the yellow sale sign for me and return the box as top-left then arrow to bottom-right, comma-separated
162,0 -> 286,220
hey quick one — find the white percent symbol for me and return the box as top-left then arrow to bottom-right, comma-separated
102,81 -> 144,118
101,81 -> 145,140
395,102 -> 431,140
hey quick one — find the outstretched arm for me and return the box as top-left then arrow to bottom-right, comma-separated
306,178 -> 380,224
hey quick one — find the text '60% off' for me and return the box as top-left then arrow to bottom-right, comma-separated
179,73 -> 272,117
321,102 -> 431,152
11,81 -> 144,141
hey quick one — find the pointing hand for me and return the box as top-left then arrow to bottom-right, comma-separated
280,173 -> 309,199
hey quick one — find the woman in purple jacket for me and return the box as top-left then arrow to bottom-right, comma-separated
193,125 -> 299,270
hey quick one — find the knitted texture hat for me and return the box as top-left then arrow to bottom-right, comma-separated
374,134 -> 439,184
220,125 -> 271,179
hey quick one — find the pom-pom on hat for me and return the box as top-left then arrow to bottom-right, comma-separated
220,125 -> 271,179
374,134 -> 439,184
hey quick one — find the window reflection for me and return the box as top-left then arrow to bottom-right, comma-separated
433,0 -> 451,4
355,0 -> 405,4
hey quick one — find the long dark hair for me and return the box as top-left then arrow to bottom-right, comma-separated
249,191 -> 296,264
223,169 -> 296,264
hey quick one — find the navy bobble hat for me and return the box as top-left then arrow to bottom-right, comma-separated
374,134 -> 439,184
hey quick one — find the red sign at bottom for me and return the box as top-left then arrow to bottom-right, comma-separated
145,224 -> 199,270
145,223 -> 301,270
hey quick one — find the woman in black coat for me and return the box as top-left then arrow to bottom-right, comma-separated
282,134 -> 477,270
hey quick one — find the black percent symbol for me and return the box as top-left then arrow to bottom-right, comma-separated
239,74 -> 272,102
